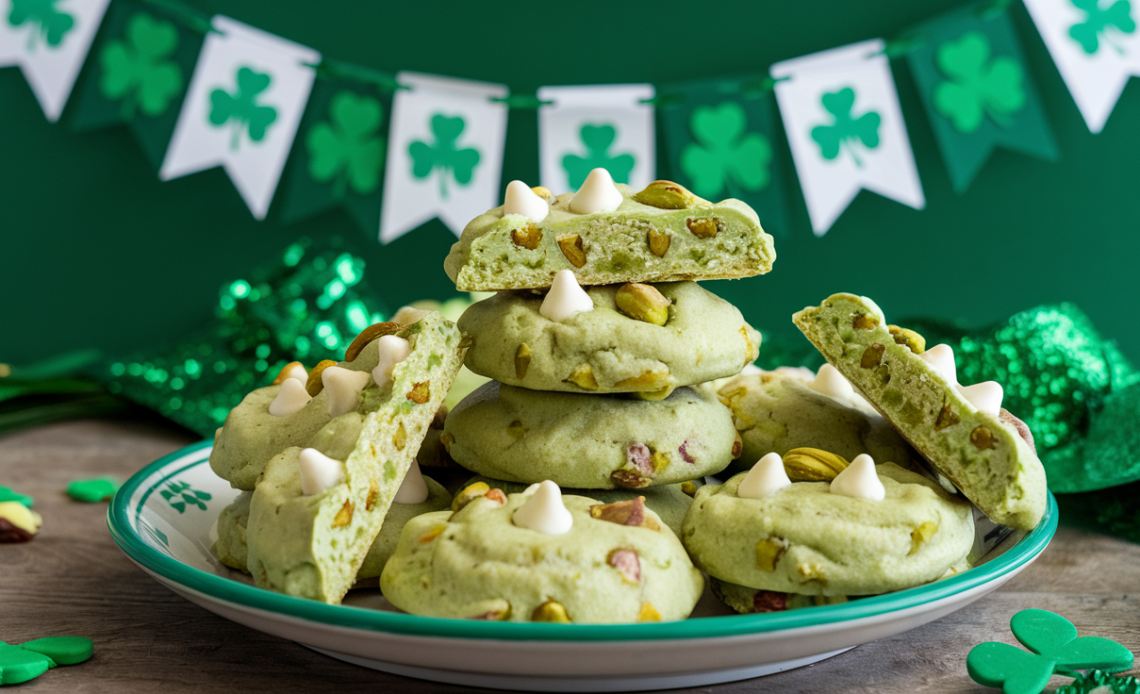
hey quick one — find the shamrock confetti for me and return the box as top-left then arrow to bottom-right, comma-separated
0,487 -> 33,507
934,31 -> 1026,133
99,12 -> 184,119
6,0 -> 74,51
209,66 -> 278,151
810,87 -> 880,167
306,91 -> 385,197
968,609 -> 1134,694
1057,669 -> 1140,694
1069,0 -> 1136,55
0,637 -> 93,685
562,124 -> 635,190
680,102 -> 772,199
66,478 -> 120,503
409,113 -> 480,199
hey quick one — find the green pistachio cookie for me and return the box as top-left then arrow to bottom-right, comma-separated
444,180 -> 775,291
380,489 -> 704,623
444,382 -> 737,489
793,293 -> 1047,530
717,371 -> 914,473
710,578 -> 848,615
458,281 -> 760,395
681,463 -> 973,596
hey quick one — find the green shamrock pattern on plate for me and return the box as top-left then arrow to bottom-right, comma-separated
159,480 -> 211,513
681,102 -> 772,200
0,637 -> 93,685
209,66 -> 278,151
563,124 -> 635,190
409,114 -> 480,199
810,87 -> 880,168
934,31 -> 1026,133
1069,0 -> 1135,55
99,13 -> 184,120
6,0 -> 73,52
307,91 -> 385,198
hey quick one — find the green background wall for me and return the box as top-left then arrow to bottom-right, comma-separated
2,0 -> 1138,366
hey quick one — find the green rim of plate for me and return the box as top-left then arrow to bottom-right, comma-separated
109,440 -> 1058,643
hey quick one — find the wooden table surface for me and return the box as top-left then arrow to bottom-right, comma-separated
2,416 -> 1138,693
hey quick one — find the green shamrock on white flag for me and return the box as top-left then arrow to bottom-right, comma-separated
160,16 -> 318,220
0,0 -> 112,121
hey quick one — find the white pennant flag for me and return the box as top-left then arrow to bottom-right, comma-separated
1024,0 -> 1140,133
0,0 -> 110,121
159,17 -> 319,220
537,84 -> 655,195
380,73 -> 508,243
772,39 -> 924,236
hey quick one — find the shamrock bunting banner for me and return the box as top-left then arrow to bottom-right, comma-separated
907,5 -> 1058,192
537,84 -> 655,193
1024,0 -> 1140,133
0,0 -> 110,121
159,16 -> 320,220
772,39 -> 925,236
659,77 -> 790,236
281,77 -> 390,234
68,0 -> 205,168
379,72 -> 507,243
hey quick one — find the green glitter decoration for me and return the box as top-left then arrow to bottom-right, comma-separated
93,238 -> 389,437
1056,670 -> 1140,694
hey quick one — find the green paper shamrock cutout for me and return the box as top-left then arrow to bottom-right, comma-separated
159,480 -> 211,513
562,124 -> 635,190
1057,669 -> 1140,694
680,102 -> 772,200
66,478 -> 120,503
967,609 -> 1135,694
0,636 -> 93,685
810,87 -> 880,168
99,13 -> 184,120
7,0 -> 74,52
307,91 -> 386,198
1069,0 -> 1136,55
409,114 -> 480,199
934,31 -> 1026,133
0,487 -> 33,507
209,66 -> 278,151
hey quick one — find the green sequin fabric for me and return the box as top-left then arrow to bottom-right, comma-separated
1056,669 -> 1140,694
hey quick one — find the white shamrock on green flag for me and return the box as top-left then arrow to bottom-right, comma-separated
536,84 -> 655,194
160,16 -> 319,220
772,39 -> 924,236
0,0 -> 111,121
380,72 -> 507,243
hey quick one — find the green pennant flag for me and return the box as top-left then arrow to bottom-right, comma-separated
906,4 -> 1058,193
659,77 -> 790,237
68,0 -> 206,169
280,77 -> 390,236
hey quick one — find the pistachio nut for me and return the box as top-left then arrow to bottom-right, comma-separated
345,322 -> 401,363
332,500 -> 354,528
451,482 -> 491,512
531,599 -> 572,623
685,216 -> 722,238
888,325 -> 926,354
852,313 -> 881,331
637,602 -> 662,622
647,228 -> 671,257
909,521 -> 938,555
615,283 -> 670,326
557,233 -> 586,268
272,361 -> 306,385
305,360 -> 338,396
781,447 -> 850,481
564,364 -> 598,390
515,343 -> 532,379
406,381 -> 431,404
530,186 -> 554,201
510,224 -> 543,251
755,536 -> 788,572
631,180 -> 708,209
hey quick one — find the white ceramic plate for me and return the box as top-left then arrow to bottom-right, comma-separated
108,441 -> 1057,692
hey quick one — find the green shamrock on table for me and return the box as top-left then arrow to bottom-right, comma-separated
159,480 -> 211,513
810,87 -> 880,168
1069,0 -> 1136,55
680,102 -> 772,200
99,13 -> 184,120
7,0 -> 73,52
933,31 -> 1026,133
209,66 -> 278,152
562,124 -> 635,190
0,636 -> 93,685
409,114 -> 480,199
968,609 -> 1134,694
307,91 -> 385,198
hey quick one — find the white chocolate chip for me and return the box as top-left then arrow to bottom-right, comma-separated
323,366 -> 371,418
279,363 -> 308,384
298,448 -> 346,496
771,365 -> 815,381
921,344 -> 959,386
736,452 -> 792,499
957,381 -> 1004,415
811,364 -> 856,402
830,454 -> 886,501
268,378 -> 313,417
539,269 -> 594,323
859,296 -> 886,322
523,483 -> 540,494
391,306 -> 433,326
393,460 -> 429,504
503,180 -> 550,223
569,168 -> 624,214
371,335 -> 412,390
512,480 -> 573,535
